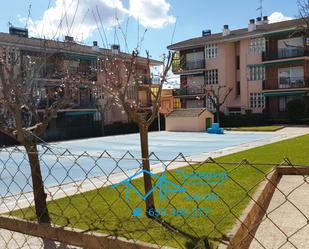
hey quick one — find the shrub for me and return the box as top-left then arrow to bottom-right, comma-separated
286,99 -> 306,122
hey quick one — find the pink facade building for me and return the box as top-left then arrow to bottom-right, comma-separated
168,18 -> 309,119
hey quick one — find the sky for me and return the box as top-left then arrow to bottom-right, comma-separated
0,0 -> 301,61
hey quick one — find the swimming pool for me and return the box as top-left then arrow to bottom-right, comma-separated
0,131 -> 278,196
55,131 -> 277,158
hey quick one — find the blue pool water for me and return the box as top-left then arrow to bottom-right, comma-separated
56,131 -> 277,158
0,131 -> 278,196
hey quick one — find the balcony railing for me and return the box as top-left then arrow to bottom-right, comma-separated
262,48 -> 309,61
37,97 -> 97,110
185,60 -> 205,70
172,59 -> 205,73
263,77 -> 309,90
173,88 -> 204,96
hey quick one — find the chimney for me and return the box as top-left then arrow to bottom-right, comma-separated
223,25 -> 230,36
263,16 -> 269,24
92,41 -> 99,52
9,26 -> 28,38
64,35 -> 74,42
111,44 -> 120,54
248,19 -> 256,32
202,29 -> 211,37
256,17 -> 263,25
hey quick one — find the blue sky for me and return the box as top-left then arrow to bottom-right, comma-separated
0,0 -> 300,60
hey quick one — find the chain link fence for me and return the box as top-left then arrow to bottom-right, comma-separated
0,145 -> 308,249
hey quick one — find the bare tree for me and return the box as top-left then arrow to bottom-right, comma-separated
96,96 -> 114,135
98,49 -> 173,212
297,0 -> 309,50
205,85 -> 233,124
298,0 -> 309,25
0,54 -> 73,223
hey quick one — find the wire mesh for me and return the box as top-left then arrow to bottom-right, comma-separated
0,145 -> 308,249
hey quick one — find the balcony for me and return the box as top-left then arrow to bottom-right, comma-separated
173,87 -> 204,96
172,59 -> 205,73
138,76 -> 155,85
185,60 -> 205,70
262,48 -> 309,61
263,77 -> 309,91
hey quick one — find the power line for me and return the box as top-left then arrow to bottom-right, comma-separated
92,9 -> 107,48
171,17 -> 178,45
96,5 -> 109,49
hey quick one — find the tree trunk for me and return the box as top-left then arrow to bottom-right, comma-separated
139,124 -> 156,214
25,143 -> 50,223
101,111 -> 105,136
216,106 -> 220,124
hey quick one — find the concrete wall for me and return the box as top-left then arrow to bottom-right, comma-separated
166,111 -> 214,132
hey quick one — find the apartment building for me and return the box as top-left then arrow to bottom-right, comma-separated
168,17 -> 309,119
0,26 -> 160,140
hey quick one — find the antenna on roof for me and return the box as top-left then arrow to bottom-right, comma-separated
25,4 -> 32,29
256,0 -> 263,19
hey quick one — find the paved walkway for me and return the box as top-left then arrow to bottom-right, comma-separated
1,127 -> 309,249
0,229 -> 81,249
189,126 -> 309,162
249,175 -> 309,249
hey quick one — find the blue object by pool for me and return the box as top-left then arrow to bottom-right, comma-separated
208,123 -> 224,134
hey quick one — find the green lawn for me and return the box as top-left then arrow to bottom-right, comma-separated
225,125 -> 284,132
11,135 -> 309,249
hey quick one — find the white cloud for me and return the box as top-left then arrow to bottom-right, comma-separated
20,0 -> 175,41
268,12 -> 293,23
129,0 -> 176,28
20,0 -> 127,41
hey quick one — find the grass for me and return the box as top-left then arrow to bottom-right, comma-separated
225,125 -> 284,132
10,135 -> 309,248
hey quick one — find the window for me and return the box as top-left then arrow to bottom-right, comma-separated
205,44 -> 218,59
236,81 -> 241,96
206,96 -> 215,112
278,37 -> 304,58
249,37 -> 266,53
151,87 -> 159,101
236,56 -> 240,70
229,107 -> 242,115
2,47 -> 20,65
250,93 -> 265,109
187,74 -> 204,94
279,97 -> 287,112
185,51 -> 204,69
126,86 -> 137,101
279,96 -> 302,112
2,47 -> 6,62
174,98 -> 181,109
278,66 -> 304,88
205,69 -> 218,85
186,99 -> 204,108
249,65 -> 265,81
